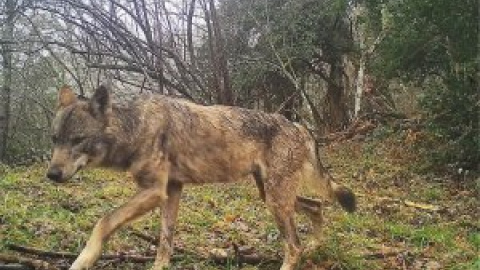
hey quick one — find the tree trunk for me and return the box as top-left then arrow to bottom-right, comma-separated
187,0 -> 197,67
324,64 -> 348,132
209,0 -> 233,105
202,0 -> 222,103
153,0 -> 164,94
355,55 -> 366,117
0,0 -> 15,162
353,3 -> 366,118
203,0 -> 233,105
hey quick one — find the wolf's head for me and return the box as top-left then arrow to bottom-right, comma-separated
46,85 -> 113,182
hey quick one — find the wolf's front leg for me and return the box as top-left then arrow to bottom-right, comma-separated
151,181 -> 183,270
70,188 -> 167,270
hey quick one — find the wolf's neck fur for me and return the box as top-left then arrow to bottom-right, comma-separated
101,103 -> 143,169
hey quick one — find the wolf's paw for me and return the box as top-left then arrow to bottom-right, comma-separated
150,263 -> 170,270
69,265 -> 86,270
69,255 -> 95,270
69,263 -> 88,270
151,256 -> 170,270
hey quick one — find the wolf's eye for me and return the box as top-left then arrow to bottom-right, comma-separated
72,137 -> 87,145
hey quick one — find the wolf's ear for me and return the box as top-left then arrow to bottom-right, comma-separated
90,85 -> 111,117
58,85 -> 77,108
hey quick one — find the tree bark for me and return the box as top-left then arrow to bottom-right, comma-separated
355,54 -> 366,118
187,0 -> 197,67
202,0 -> 233,105
153,0 -> 165,94
202,0 -> 222,103
209,0 -> 233,105
0,0 -> 15,162
324,63 -> 349,132
353,3 -> 366,118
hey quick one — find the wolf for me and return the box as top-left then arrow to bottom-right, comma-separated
46,84 -> 356,270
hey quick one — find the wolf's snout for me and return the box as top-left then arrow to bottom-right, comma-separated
46,166 -> 63,182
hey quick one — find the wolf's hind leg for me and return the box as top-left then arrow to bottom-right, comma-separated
70,187 -> 167,270
152,180 -> 183,270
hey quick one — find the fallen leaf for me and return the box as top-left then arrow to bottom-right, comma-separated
224,214 -> 237,223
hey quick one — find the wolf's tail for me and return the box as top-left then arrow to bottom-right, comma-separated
295,174 -> 355,241
329,179 -> 356,213
313,137 -> 356,213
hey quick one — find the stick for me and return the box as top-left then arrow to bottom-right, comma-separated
8,242 -> 278,266
363,251 -> 403,260
129,230 -> 278,264
129,230 -> 158,246
0,254 -> 59,270
7,245 -> 155,263
0,264 -> 32,270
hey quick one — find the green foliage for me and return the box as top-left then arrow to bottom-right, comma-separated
372,0 -> 478,80
467,232 -> 480,250
370,0 -> 479,170
221,0 -> 353,109
420,76 -> 480,169
4,56 -> 61,165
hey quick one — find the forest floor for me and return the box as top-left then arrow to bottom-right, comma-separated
1,131 -> 479,270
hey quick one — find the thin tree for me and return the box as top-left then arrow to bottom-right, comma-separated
0,0 -> 17,162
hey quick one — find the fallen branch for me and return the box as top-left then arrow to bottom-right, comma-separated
209,251 -> 275,265
129,230 -> 158,246
361,244 -> 413,261
0,264 -> 32,270
7,242 -> 279,267
363,251 -> 404,260
0,254 -> 59,270
129,230 -> 279,265
129,230 -> 193,256
7,244 -> 155,263
319,119 -> 377,144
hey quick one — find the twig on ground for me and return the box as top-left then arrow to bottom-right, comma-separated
129,229 -> 279,265
319,119 -> 377,144
0,264 -> 32,270
363,251 -> 404,260
129,230 -> 158,246
7,244 -> 155,263
0,253 -> 59,270
7,242 -> 279,267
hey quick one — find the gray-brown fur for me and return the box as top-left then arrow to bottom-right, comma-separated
46,85 -> 356,270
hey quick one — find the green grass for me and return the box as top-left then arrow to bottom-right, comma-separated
384,222 -> 457,250
421,186 -> 444,202
1,138 -> 478,269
